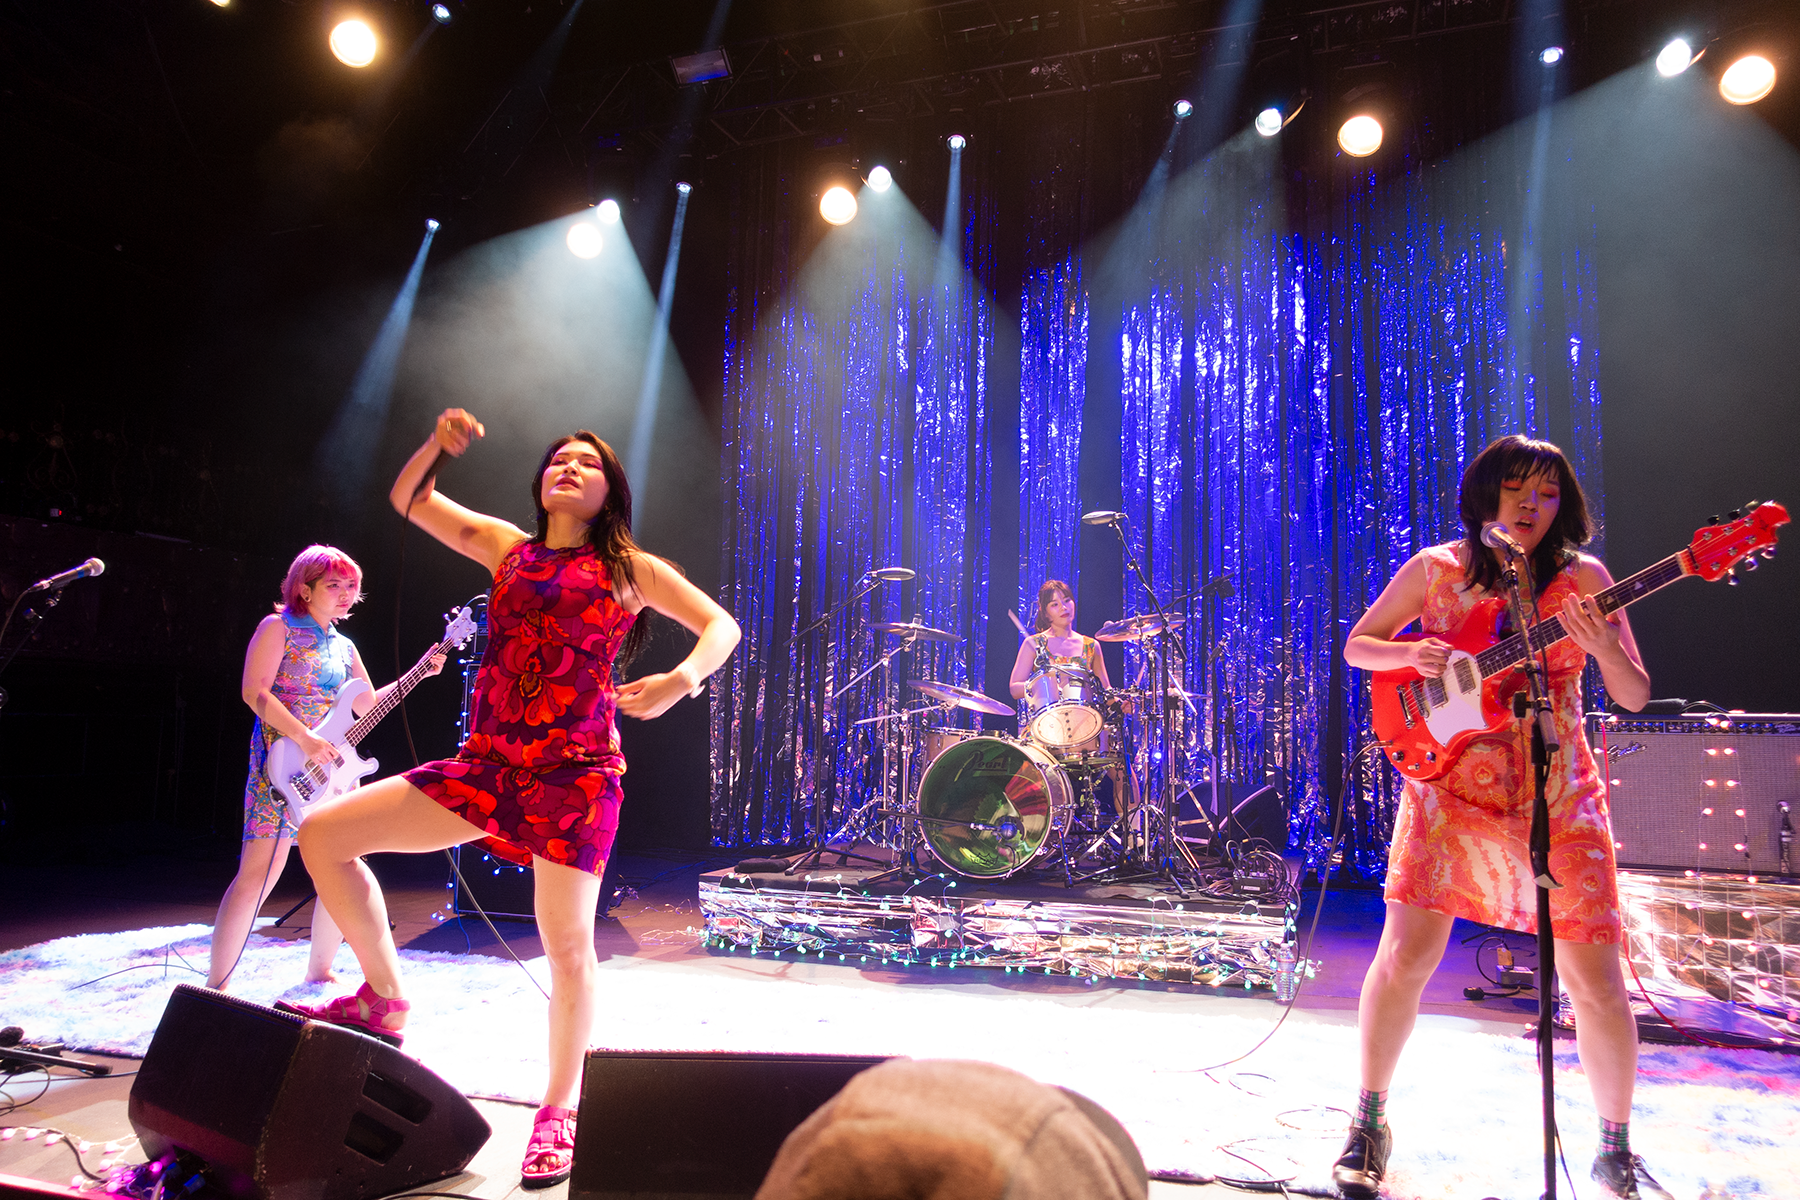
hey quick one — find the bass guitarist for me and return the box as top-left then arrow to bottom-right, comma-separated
1333,435 -> 1670,1200
205,545 -> 444,991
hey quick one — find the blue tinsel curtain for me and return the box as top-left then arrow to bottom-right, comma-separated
714,124 -> 1601,870
711,174 -> 993,848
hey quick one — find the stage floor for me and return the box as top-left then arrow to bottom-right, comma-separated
0,845 -> 1572,1200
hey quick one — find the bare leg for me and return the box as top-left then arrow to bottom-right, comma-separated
1356,901 -> 1456,1091
208,836 -> 294,990
1556,939 -> 1638,1123
532,858 -> 603,1110
296,775 -> 481,1029
304,898 -> 345,984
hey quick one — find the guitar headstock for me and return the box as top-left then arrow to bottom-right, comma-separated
1685,501 -> 1788,583
444,605 -> 479,648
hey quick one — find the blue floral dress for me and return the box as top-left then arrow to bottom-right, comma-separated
243,612 -> 354,841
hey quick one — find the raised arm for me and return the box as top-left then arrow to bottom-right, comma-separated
614,554 -> 742,720
389,409 -> 530,574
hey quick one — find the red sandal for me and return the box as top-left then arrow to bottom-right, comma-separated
521,1105 -> 578,1189
275,981 -> 409,1047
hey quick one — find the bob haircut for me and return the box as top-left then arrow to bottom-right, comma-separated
1033,579 -> 1075,632
278,545 -> 363,617
1458,434 -> 1594,596
528,431 -> 659,668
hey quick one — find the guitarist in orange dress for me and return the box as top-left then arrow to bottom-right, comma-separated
1333,435 -> 1669,1200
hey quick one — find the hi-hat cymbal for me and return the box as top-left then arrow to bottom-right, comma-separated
909,678 -> 1016,716
867,620 -> 961,643
1094,612 -> 1187,641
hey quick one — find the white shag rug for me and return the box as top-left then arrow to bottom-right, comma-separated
3,924 -> 1796,1200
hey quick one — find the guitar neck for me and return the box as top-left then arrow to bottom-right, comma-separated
340,637 -> 451,747
1475,551 -> 1689,680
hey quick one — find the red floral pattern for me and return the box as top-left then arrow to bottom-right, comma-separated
1384,542 -> 1622,944
405,542 -> 636,875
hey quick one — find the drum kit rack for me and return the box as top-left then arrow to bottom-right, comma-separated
785,608 -> 1250,897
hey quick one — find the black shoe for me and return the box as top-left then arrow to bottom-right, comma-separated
1591,1151 -> 1675,1200
1332,1123 -> 1392,1199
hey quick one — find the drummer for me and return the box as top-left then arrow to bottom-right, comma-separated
1008,579 -> 1113,702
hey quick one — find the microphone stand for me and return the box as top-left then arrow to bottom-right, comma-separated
1497,544 -> 1562,1200
1100,517 -> 1201,891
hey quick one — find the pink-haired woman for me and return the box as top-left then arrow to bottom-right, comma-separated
205,545 -> 442,991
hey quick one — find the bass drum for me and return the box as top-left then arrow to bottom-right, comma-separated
915,737 -> 1072,878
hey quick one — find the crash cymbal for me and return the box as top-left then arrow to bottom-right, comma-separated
1094,612 -> 1187,641
909,678 -> 1016,716
867,620 -> 961,642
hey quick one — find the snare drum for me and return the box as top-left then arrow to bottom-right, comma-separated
915,736 -> 1072,878
1023,667 -> 1105,748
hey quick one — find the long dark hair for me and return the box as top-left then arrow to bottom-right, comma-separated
1458,435 -> 1593,596
528,431 -> 660,668
1033,579 -> 1074,632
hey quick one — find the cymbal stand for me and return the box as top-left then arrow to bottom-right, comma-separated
787,630 -> 922,874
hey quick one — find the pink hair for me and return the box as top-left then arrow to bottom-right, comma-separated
277,545 -> 363,617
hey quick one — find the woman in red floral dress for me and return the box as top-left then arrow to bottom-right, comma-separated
1332,435 -> 1669,1200
290,409 -> 740,1188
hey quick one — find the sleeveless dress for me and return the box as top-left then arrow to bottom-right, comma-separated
1384,542 -> 1622,943
244,612 -> 355,841
405,541 -> 637,875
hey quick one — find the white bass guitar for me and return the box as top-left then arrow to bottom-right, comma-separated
268,604 -> 478,825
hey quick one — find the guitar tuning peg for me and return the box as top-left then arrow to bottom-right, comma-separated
1708,514 -> 1721,525
1726,571 -> 1740,586
1727,509 -> 1742,521
1743,557 -> 1759,571
1763,547 -> 1779,560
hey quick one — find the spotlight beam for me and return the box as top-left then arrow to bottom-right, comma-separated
626,185 -> 692,501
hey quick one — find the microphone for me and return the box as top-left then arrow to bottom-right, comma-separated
1081,510 -> 1125,526
29,558 -> 104,592
869,567 -> 916,582
1480,522 -> 1524,558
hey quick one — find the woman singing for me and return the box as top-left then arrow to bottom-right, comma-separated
288,410 -> 740,1188
207,546 -> 443,991
1334,436 -> 1666,1200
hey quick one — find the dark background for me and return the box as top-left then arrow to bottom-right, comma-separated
2,0 -> 1796,863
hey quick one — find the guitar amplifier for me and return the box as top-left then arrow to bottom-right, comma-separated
1590,713 -> 1800,875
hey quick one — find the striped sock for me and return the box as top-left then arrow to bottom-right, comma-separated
1353,1088 -> 1388,1130
1599,1118 -> 1631,1156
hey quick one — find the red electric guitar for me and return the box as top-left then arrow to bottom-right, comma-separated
1370,501 -> 1788,781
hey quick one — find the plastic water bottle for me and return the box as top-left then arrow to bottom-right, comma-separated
1274,940 -> 1299,1002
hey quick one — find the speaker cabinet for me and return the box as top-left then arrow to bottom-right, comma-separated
1592,713 -> 1800,875
128,985 -> 490,1200
568,1051 -> 889,1200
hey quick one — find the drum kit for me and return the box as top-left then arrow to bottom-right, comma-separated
811,609 -> 1219,889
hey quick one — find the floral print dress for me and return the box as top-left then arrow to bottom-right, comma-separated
1383,541 -> 1622,944
244,613 -> 354,841
406,541 -> 637,875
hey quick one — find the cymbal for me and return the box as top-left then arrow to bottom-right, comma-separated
867,620 -> 961,642
1094,612 -> 1187,641
909,678 -> 1016,716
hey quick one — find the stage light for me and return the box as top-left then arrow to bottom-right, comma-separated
1720,55 -> 1776,104
329,19 -> 377,67
1540,46 -> 1564,65
566,221 -> 602,258
1337,114 -> 1383,157
819,185 -> 858,225
676,180 -> 693,195
1255,106 -> 1283,136
1657,38 -> 1694,77
946,133 -> 966,151
867,165 -> 893,192
597,198 -> 621,224
425,218 -> 440,232
210,0 -> 230,7
431,4 -> 452,24
1173,99 -> 1193,119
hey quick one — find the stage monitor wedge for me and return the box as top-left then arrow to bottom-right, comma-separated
569,1050 -> 890,1200
128,985 -> 490,1200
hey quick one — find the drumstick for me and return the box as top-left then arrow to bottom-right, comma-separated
1006,610 -> 1030,639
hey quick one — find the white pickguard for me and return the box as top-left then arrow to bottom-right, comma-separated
267,678 -> 380,827
1421,648 -> 1490,750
